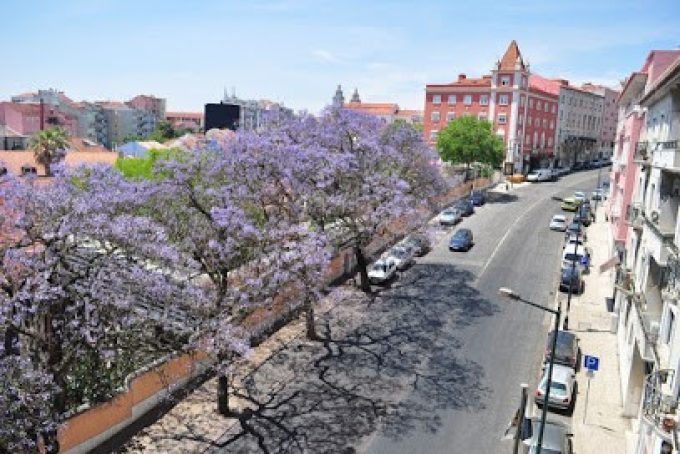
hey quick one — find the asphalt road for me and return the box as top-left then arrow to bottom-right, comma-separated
360,169 -> 602,454
199,169 -> 605,454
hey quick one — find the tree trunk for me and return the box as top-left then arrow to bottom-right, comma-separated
44,311 -> 65,454
217,374 -> 231,416
354,246 -> 371,293
304,298 -> 318,340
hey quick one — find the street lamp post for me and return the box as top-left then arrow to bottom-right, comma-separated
499,287 -> 561,454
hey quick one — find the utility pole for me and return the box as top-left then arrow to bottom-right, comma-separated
513,384 -> 529,454
537,301 -> 561,453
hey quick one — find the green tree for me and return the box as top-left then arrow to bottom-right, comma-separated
29,127 -> 70,176
114,148 -> 187,180
147,120 -> 179,143
436,116 -> 504,171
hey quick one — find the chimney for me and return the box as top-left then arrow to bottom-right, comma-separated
458,74 -> 467,81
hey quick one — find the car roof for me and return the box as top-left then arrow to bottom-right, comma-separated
455,228 -> 471,234
552,214 -> 566,220
564,244 -> 585,254
527,417 -> 570,450
542,364 -> 575,382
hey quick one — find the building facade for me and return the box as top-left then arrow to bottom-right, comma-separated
608,50 -> 680,454
582,83 -> 620,158
336,87 -> 423,125
555,85 -> 604,167
423,41 -> 560,173
166,111 -> 203,131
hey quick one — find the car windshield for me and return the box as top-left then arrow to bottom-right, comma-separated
562,268 -> 578,280
564,253 -> 582,262
391,249 -> 408,259
372,263 -> 386,272
552,216 -> 565,222
453,231 -> 468,240
443,209 -> 456,215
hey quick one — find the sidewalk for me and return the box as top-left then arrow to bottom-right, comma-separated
556,205 -> 631,454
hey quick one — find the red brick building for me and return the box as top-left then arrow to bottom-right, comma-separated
424,41 -> 562,173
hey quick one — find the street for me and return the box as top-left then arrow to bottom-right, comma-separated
183,170 -> 603,454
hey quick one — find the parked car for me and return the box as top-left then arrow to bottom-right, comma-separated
549,168 -> 560,181
387,245 -> 415,271
549,214 -> 568,232
560,197 -> 581,212
535,364 -> 577,412
367,257 -> 398,284
544,330 -> 580,370
563,235 -> 585,249
449,228 -> 474,252
527,169 -> 552,182
402,233 -> 430,256
470,190 -> 486,206
565,221 -> 586,239
591,189 -> 604,201
558,167 -> 570,176
520,416 -> 574,454
573,191 -> 587,202
572,212 -> 591,227
562,243 -> 589,272
571,161 -> 585,171
559,267 -> 584,294
578,203 -> 593,222
439,208 -> 462,226
455,199 -> 474,216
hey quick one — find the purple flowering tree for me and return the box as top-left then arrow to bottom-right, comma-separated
0,168 -> 200,453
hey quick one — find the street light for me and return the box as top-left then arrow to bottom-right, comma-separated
499,287 -> 561,454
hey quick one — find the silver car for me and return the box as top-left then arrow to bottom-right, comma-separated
439,208 -> 462,226
535,364 -> 576,411
521,416 -> 574,454
387,245 -> 415,271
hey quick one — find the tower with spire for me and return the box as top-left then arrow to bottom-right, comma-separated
350,88 -> 361,103
332,85 -> 345,108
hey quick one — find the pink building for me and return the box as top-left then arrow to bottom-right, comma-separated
423,41 -> 561,173
607,50 -> 680,260
165,111 -> 203,131
127,95 -> 166,118
0,102 -> 78,137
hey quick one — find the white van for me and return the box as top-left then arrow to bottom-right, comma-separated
526,169 -> 552,182
562,244 -> 588,272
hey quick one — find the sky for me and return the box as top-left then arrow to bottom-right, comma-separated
2,0 -> 679,114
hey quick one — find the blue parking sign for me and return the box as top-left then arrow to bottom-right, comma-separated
584,355 -> 599,371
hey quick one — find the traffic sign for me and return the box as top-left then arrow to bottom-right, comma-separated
584,355 -> 599,371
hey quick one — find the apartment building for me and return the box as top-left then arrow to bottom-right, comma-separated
555,85 -> 604,167
610,50 -> 680,454
423,40 -> 560,173
337,87 -> 424,124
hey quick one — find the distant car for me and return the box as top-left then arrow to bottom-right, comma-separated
571,162 -> 584,171
520,416 -> 574,454
558,167 -> 570,176
591,189 -> 603,201
527,169 -> 552,182
368,257 -> 398,284
387,246 -> 415,271
549,168 -> 560,181
559,267 -> 584,294
402,233 -> 430,256
455,199 -> 474,216
565,221 -> 586,239
544,330 -> 580,370
549,214 -> 568,231
592,159 -> 603,168
449,228 -> 474,252
560,197 -> 581,212
563,235 -> 585,250
470,190 -> 486,206
439,208 -> 462,226
535,364 -> 577,412
573,191 -> 587,202
562,244 -> 589,272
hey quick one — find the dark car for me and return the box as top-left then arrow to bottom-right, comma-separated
544,330 -> 579,369
572,212 -> 591,227
402,233 -> 430,256
455,199 -> 474,216
470,190 -> 486,206
565,221 -> 586,239
449,228 -> 474,251
559,267 -> 584,294
520,416 -> 574,454
571,162 -> 584,171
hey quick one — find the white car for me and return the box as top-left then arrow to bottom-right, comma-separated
574,191 -> 587,202
368,257 -> 398,284
535,364 -> 576,411
549,214 -> 567,231
439,208 -> 462,226
527,169 -> 552,182
387,245 -> 415,271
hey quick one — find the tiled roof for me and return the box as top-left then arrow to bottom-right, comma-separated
529,74 -> 561,97
500,40 -> 525,71
0,149 -> 116,177
345,102 -> 399,116
427,77 -> 491,88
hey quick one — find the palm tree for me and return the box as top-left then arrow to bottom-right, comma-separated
30,127 -> 70,176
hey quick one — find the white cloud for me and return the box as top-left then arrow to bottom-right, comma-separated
312,49 -> 340,64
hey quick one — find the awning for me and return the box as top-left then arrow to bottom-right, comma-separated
599,255 -> 620,273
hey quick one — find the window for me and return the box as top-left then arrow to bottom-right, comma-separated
433,95 -> 441,104
526,134 -> 531,144
498,113 -> 507,124
520,96 -> 526,107
545,103 -> 550,112
431,111 -> 440,122
529,99 -> 534,108
463,95 -> 472,105
548,137 -> 553,146
430,130 -> 438,140
522,76 -> 528,88
500,76 -> 510,86
527,116 -> 532,126
446,112 -> 456,122
480,95 -> 489,105
550,120 -> 554,129
518,115 -> 523,125
542,118 -> 547,128
21,165 -> 37,176
499,95 -> 509,105
536,101 -> 542,110
667,310 -> 676,344
448,94 -> 456,105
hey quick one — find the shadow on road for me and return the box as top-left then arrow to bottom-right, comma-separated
125,264 -> 501,454
486,192 -> 519,205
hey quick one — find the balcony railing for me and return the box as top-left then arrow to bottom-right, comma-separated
651,140 -> 680,169
642,370 -> 679,438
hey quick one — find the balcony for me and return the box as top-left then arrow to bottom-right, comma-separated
652,140 -> 680,170
630,203 -> 644,231
635,141 -> 650,163
641,370 -> 679,446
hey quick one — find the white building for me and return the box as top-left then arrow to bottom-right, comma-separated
555,85 -> 604,167
583,83 -> 620,159
613,52 -> 680,454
